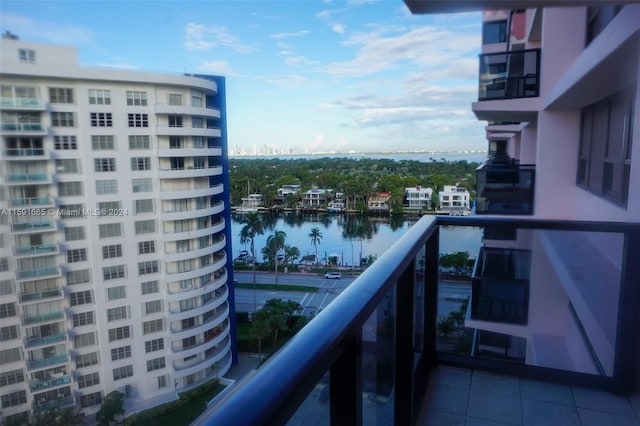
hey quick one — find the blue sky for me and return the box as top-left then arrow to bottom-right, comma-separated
1,1 -> 485,154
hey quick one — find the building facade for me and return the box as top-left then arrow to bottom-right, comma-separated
0,38 -> 236,424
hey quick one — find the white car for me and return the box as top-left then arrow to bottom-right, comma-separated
324,272 -> 342,279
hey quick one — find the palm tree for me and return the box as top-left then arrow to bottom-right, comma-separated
239,212 -> 264,285
284,245 -> 300,266
266,230 -> 286,285
308,226 -> 323,265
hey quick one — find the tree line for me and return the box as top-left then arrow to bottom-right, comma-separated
229,157 -> 480,211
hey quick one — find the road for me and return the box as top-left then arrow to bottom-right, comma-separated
231,271 -> 471,318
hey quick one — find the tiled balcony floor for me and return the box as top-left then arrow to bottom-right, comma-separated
418,366 -> 640,426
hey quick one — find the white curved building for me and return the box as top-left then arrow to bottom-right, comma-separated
0,36 -> 237,424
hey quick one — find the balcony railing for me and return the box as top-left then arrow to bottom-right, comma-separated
476,162 -> 535,214
28,354 -> 68,370
4,148 -> 46,157
20,288 -> 62,302
23,311 -> 64,325
24,332 -> 66,348
32,395 -> 74,414
478,49 -> 541,101
30,374 -> 71,391
197,216 -> 640,426
17,267 -> 61,280
15,244 -> 58,256
6,173 -> 49,183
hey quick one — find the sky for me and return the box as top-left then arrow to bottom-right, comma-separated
1,0 -> 486,155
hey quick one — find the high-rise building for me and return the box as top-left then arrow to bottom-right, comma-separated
0,37 -> 236,424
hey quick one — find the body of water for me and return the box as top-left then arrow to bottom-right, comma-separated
232,152 -> 488,164
230,213 -> 482,266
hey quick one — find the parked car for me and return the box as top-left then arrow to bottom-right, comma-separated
324,272 -> 342,279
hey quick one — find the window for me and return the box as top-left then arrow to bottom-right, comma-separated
135,199 -> 154,214
99,223 -> 122,238
192,117 -> 204,128
108,326 -> 131,342
0,303 -> 17,318
19,48 -> 35,63
107,286 -> 126,301
90,112 -> 113,127
177,240 -> 191,253
0,369 -> 24,387
89,89 -> 111,105
128,113 -> 148,127
158,375 -> 168,388
143,319 -> 163,335
145,300 -> 162,314
170,136 -> 183,149
58,181 -> 83,197
138,260 -> 159,275
132,178 -> 152,193
54,135 -> 77,150
60,203 -> 84,218
75,352 -> 99,368
131,157 -> 151,171
77,372 -> 100,389
483,20 -> 507,44
79,391 -> 102,408
147,357 -> 166,372
107,306 -> 129,321
0,259 -> 7,273
113,365 -> 134,381
141,280 -> 159,295
111,346 -> 132,361
96,179 -> 118,195
168,115 -> 183,127
103,265 -> 125,281
1,390 -> 27,408
138,241 -> 156,254
70,290 -> 92,306
0,348 -> 22,364
0,280 -> 13,296
49,87 -> 74,104
67,269 -> 91,285
0,325 -> 19,342
145,338 -> 164,353
129,135 -> 150,150
102,244 -> 122,259
127,91 -> 147,106
73,311 -> 95,327
98,201 -> 121,213
67,248 -> 87,263
74,332 -> 97,348
94,158 -> 116,172
135,219 -> 156,235
169,94 -> 183,105
578,88 -> 635,206
192,95 -> 203,107
92,135 -> 115,150
56,159 -> 80,174
51,111 -> 75,127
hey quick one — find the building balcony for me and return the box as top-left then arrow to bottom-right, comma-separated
6,173 -> 51,184
1,123 -> 47,135
161,202 -> 224,223
28,354 -> 68,370
3,148 -> 48,158
158,165 -> 223,180
154,103 -> 221,119
15,243 -> 59,258
17,267 -> 61,281
196,216 -> 640,426
173,335 -> 232,378
476,162 -> 535,215
32,395 -> 74,414
0,97 -> 46,110
155,126 -> 221,138
9,196 -> 54,207
159,184 -> 222,200
24,332 -> 66,348
472,49 -> 541,122
170,307 -> 229,341
11,220 -> 56,233
23,310 -> 64,325
156,147 -> 222,158
30,374 -> 71,391
19,287 -> 63,303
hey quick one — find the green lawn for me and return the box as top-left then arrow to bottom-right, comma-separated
153,384 -> 226,426
234,282 -> 317,292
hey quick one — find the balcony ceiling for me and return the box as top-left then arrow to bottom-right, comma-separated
404,0 -> 634,14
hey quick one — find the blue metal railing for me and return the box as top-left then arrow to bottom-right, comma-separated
196,216 -> 639,426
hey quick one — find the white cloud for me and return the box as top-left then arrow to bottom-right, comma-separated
266,74 -> 308,88
332,24 -> 346,34
0,12 -> 94,45
184,23 -> 253,53
270,30 -> 310,39
196,60 -> 235,75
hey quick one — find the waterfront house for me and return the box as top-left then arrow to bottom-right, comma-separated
404,186 -> 433,212
367,192 -> 392,214
438,185 -> 470,214
302,187 -> 332,209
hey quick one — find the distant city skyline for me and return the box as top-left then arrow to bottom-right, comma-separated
1,0 -> 485,153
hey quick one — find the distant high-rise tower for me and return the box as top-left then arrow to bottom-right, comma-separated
0,37 -> 236,424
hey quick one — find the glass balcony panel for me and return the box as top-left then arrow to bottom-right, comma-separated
25,332 -> 66,348
413,246 -> 426,367
362,286 -> 395,425
476,163 -> 535,214
23,311 -> 64,325
30,374 -> 71,391
285,371 -> 330,426
28,354 -> 68,370
478,49 -> 540,100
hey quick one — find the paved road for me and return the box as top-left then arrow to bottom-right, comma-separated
232,271 -> 470,318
